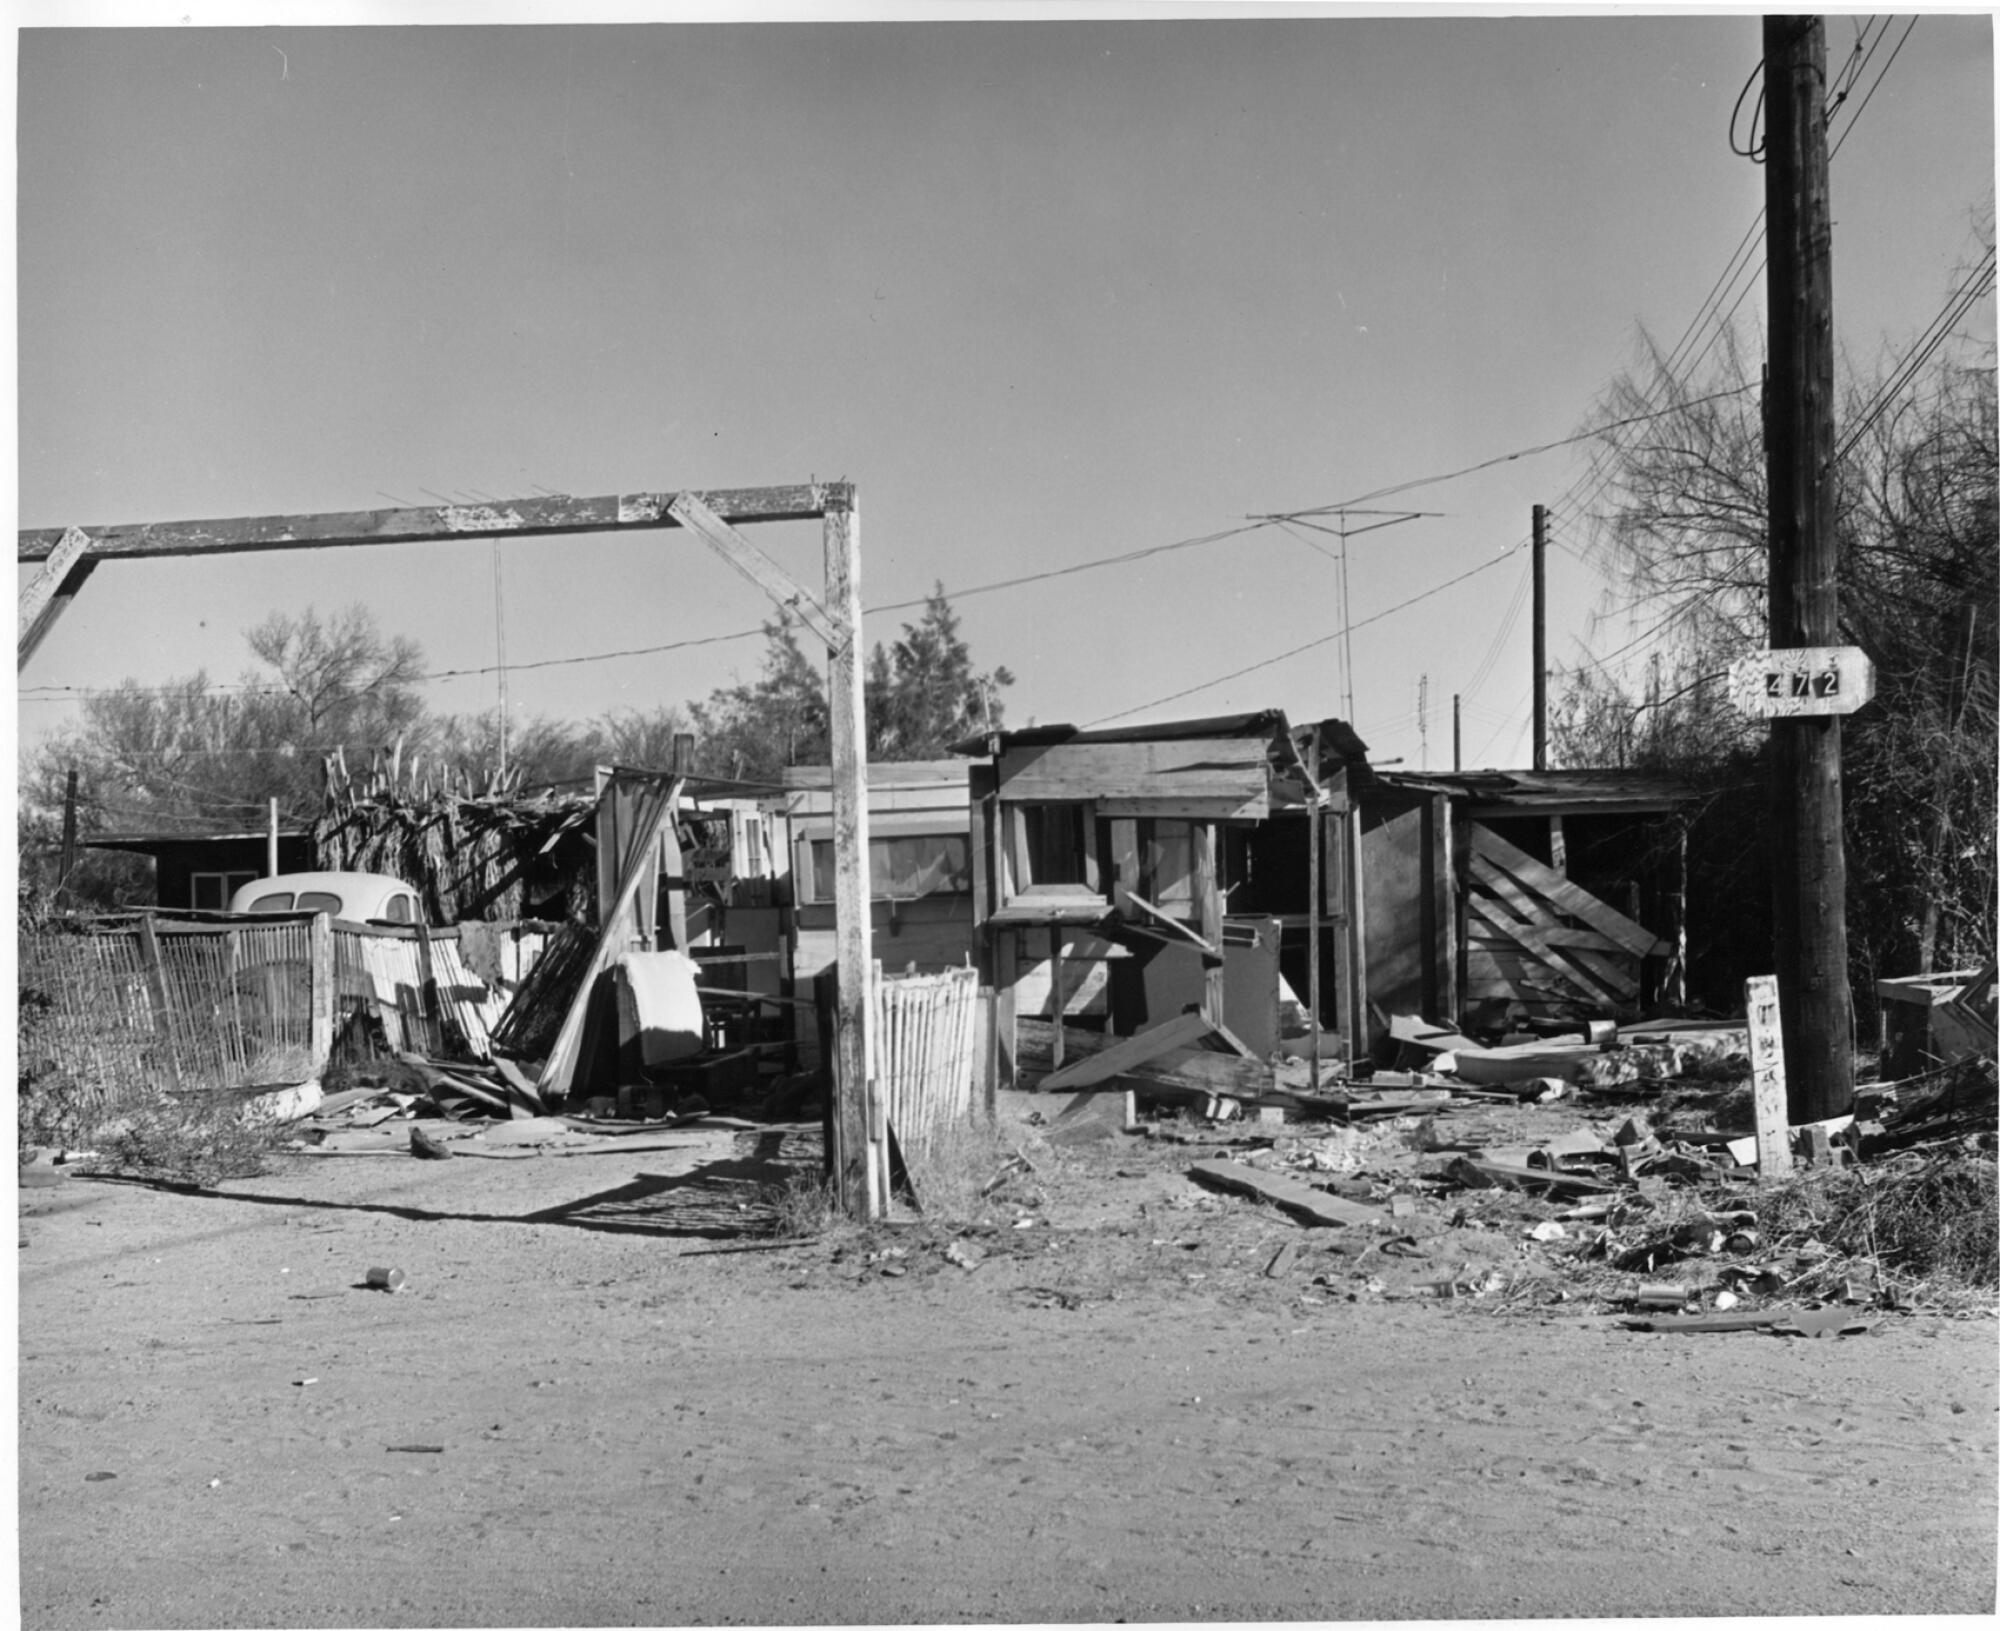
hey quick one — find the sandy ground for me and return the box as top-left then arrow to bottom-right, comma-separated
16,1098 -> 1998,1628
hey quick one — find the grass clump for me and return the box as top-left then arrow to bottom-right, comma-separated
764,1167 -> 846,1240
84,1093 -> 289,1189
1754,1143 -> 1998,1303
758,1118 -> 1041,1242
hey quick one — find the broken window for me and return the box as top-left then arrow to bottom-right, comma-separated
191,869 -> 258,912
1020,805 -> 1089,887
807,832 -> 972,902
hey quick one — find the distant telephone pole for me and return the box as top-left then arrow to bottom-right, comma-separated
1764,14 -> 1853,1122
1532,504 -> 1548,771
1452,693 -> 1462,772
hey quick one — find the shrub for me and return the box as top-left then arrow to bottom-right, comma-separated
84,1094 -> 288,1189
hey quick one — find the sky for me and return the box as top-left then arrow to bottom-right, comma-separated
13,6 -> 1996,785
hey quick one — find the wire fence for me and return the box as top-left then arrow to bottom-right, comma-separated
19,915 -> 553,1114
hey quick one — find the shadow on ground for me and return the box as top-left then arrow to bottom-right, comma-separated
67,1127 -> 822,1243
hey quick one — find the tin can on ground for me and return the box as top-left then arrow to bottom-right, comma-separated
365,1266 -> 407,1291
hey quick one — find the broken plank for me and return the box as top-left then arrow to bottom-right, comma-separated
1465,903 -> 1631,1006
1041,1011 -> 1211,1090
1469,824 -> 1666,958
1386,1012 -> 1483,1054
1452,1156 -> 1616,1194
1126,1046 -> 1272,1097
1114,884 -> 1219,957
490,1055 -> 546,1119
1187,1159 -> 1386,1227
1466,891 -> 1622,954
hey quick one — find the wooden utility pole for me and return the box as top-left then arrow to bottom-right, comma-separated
821,485 -> 886,1217
1764,14 -> 1853,1122
1531,504 -> 1548,771
1452,694 -> 1462,772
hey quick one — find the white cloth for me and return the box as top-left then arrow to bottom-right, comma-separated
615,950 -> 705,1067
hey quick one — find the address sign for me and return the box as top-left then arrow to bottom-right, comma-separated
1727,645 -> 1875,719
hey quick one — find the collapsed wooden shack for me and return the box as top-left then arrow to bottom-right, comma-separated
952,711 -> 1371,1089
952,714 -> 1699,1092
1360,767 -> 1694,1041
312,763 -> 795,1105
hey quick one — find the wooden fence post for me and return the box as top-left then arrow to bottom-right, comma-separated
309,914 -> 335,1072
135,916 -> 183,1091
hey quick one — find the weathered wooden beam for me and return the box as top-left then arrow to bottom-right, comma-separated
1040,1010 -> 1211,1091
18,527 -> 96,671
1188,1158 -> 1386,1228
17,484 -> 832,563
667,492 -> 840,649
1469,825 -> 1666,959
19,526 -> 91,634
1195,821 -> 1224,1024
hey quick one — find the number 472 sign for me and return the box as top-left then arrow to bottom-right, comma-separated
1727,645 -> 1875,718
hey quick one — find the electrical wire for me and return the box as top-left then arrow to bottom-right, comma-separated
1082,539 -> 1527,728
1270,384 -> 1756,521
1838,248 -> 1997,461
1728,53 -> 1768,163
1829,16 -> 1916,161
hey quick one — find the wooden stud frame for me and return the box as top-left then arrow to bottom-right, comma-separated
18,479 -> 885,1219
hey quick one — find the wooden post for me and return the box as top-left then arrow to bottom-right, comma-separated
135,916 -> 182,1091
1346,794 -> 1369,1064
267,797 -> 280,879
1049,925 -> 1066,1072
57,768 -> 78,889
660,814 -> 688,951
414,921 -> 442,1054
308,913 -> 335,1071
823,484 -> 882,1220
1532,503 -> 1548,772
1307,728 -> 1322,1089
1194,822 -> 1223,1025
1745,974 -> 1793,1179
1327,774 -> 1354,1068
1764,15 -> 1854,1124
967,762 -> 1000,1118
996,931 -> 1018,1091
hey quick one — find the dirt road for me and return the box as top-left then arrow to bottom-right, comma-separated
18,1116 -> 1997,1626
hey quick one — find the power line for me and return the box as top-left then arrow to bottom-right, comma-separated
1829,16 -> 1916,161
1838,247 -> 1997,460
1083,539 -> 1527,729
1547,19 -> 1915,553
1269,385 -> 1756,520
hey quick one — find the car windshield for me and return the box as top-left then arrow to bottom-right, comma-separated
245,893 -> 295,913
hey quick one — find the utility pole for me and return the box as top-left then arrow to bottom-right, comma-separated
493,542 -> 509,783
57,767 -> 78,891
1452,694 -> 1462,772
1764,14 -> 1853,1122
1531,503 -> 1548,771
1416,673 -> 1429,770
